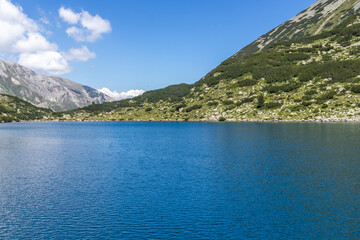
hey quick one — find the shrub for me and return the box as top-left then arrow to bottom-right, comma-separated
285,52 -> 311,61
218,117 -> 226,122
175,103 -> 187,111
145,107 -> 152,112
287,105 -> 303,112
235,78 -> 257,87
345,78 -> 359,83
263,82 -> 301,93
207,101 -> 219,106
305,90 -> 318,95
349,46 -> 360,55
0,105 -> 8,113
302,101 -> 312,107
264,102 -> 282,109
351,85 -> 360,93
312,44 -> 323,49
226,91 -> 233,97
302,95 -> 313,101
223,100 -> 234,105
340,41 -> 351,47
134,83 -> 192,103
264,66 -> 297,83
257,95 -> 265,108
225,105 -> 236,111
241,97 -> 254,104
298,47 -> 316,53
185,104 -> 202,112
322,55 -> 332,62
318,91 -> 337,101
299,70 -> 315,82
316,91 -> 337,104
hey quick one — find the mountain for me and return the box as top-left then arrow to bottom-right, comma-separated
57,0 -> 360,122
0,60 -> 113,111
0,94 -> 52,123
235,0 -> 360,56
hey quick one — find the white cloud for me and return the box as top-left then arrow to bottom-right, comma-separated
0,0 -> 38,51
65,26 -> 86,42
13,32 -> 58,53
59,7 -> 111,42
59,7 -> 80,24
0,1 -> 105,76
0,21 -> 25,50
79,11 -> 111,42
63,46 -> 96,61
0,0 -> 72,75
98,88 -> 145,100
18,51 -> 71,75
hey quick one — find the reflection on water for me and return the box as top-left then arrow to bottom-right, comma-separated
0,122 -> 359,239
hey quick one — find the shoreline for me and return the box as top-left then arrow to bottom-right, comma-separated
3,118 -> 360,124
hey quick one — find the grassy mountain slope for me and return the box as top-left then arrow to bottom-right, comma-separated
0,94 -> 52,123
59,15 -> 360,122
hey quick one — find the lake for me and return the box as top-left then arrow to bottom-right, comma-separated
0,122 -> 359,239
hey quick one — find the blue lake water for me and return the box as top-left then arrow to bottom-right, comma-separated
0,122 -> 359,239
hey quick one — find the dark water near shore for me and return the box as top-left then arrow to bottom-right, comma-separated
0,122 -> 359,239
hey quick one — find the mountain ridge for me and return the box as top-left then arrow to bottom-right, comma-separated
0,60 -> 113,111
234,0 -> 360,56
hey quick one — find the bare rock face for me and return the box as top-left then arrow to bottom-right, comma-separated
234,0 -> 360,57
0,60 -> 114,111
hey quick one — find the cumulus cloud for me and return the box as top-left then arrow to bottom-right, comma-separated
18,51 -> 71,75
0,0 -> 106,76
59,7 -> 111,42
65,26 -> 86,42
98,88 -> 145,100
0,0 -> 70,75
59,7 -> 80,24
63,46 -> 96,61
13,32 -> 58,53
0,0 -> 38,51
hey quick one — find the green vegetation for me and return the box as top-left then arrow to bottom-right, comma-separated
0,95 -> 52,123
45,14 -> 360,122
218,117 -> 226,122
185,104 -> 202,112
235,78 -> 257,87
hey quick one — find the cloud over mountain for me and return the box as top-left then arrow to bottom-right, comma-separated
0,0 -> 107,75
0,0 -> 70,74
18,51 -> 71,75
98,88 -> 145,100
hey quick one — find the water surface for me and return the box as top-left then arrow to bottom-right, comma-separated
0,122 -> 359,239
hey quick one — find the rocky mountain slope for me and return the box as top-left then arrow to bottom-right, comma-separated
43,1 -> 360,122
0,60 -> 113,111
0,94 -> 52,123
235,0 -> 360,56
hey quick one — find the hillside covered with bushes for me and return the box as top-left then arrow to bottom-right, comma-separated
57,15 -> 360,122
0,94 -> 53,123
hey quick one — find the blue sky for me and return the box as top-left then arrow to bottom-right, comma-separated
2,0 -> 315,97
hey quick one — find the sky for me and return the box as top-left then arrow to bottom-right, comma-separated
0,0 -> 316,99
